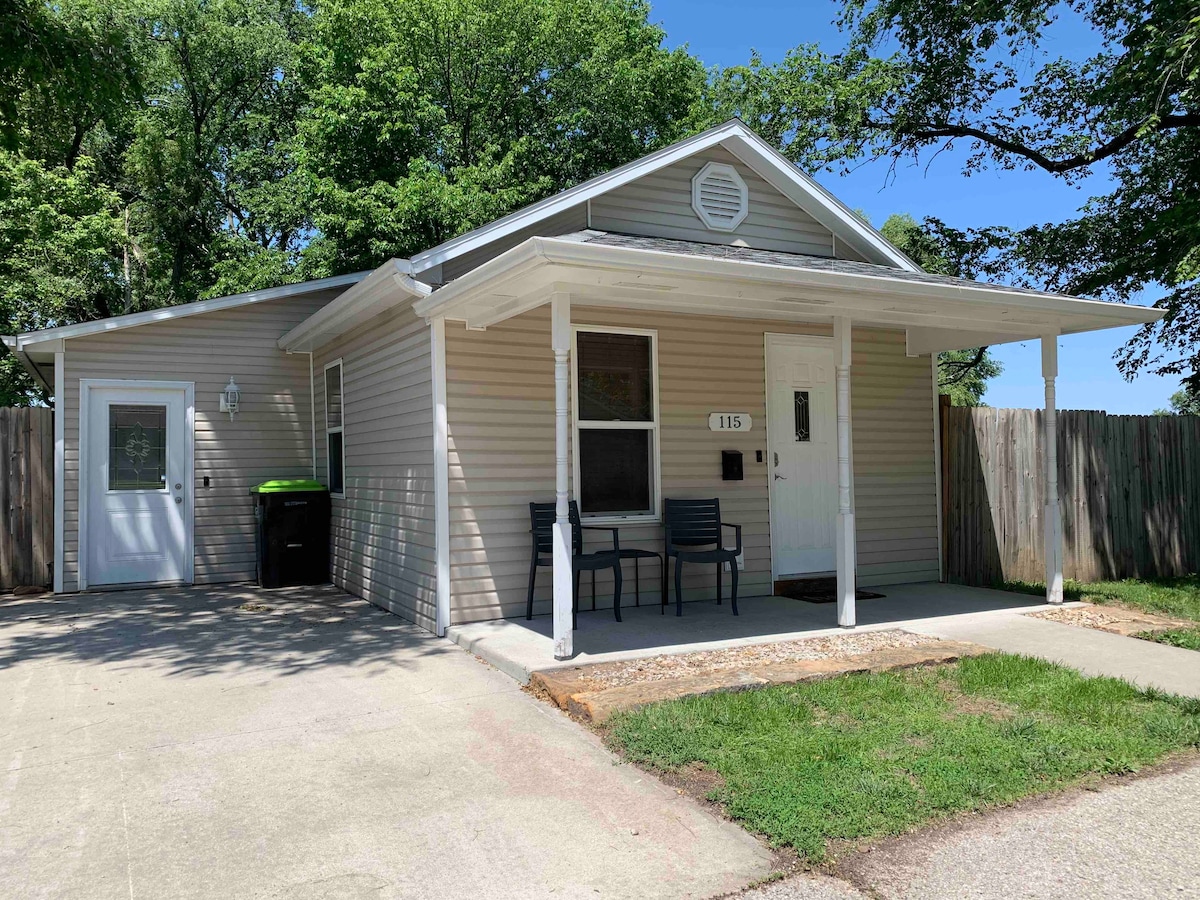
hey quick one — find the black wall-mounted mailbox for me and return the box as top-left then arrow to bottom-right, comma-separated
721,450 -> 744,481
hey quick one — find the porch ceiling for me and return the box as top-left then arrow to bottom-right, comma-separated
411,230 -> 1163,353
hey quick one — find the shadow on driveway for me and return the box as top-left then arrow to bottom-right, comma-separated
0,582 -> 449,678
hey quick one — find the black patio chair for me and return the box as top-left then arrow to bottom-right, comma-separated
663,498 -> 742,617
526,501 -> 623,626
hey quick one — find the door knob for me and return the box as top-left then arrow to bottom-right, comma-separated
774,473 -> 786,481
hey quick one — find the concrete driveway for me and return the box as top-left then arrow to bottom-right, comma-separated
0,585 -> 773,899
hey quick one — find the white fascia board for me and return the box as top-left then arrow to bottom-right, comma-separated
534,237 -> 1163,327
719,132 -> 921,272
9,271 -> 368,351
278,259 -> 429,351
413,233 -> 1163,336
407,121 -> 752,275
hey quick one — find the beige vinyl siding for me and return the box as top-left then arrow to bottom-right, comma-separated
445,306 -> 938,624
589,147 -> 836,257
313,302 -> 437,631
62,290 -> 340,592
432,206 -> 588,283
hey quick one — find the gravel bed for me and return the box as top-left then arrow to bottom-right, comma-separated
574,629 -> 935,689
1026,604 -> 1188,638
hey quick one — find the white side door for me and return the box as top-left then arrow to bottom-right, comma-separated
767,336 -> 838,577
84,382 -> 192,587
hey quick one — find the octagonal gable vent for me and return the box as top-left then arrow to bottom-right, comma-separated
691,161 -> 749,232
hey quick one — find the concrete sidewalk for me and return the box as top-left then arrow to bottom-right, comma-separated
744,761 -> 1200,900
0,585 -> 774,899
912,612 -> 1200,698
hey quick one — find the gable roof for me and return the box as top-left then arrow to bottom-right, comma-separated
409,119 -> 920,276
3,271 -> 367,354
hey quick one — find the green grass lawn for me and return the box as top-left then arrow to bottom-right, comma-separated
1138,627 -> 1200,651
605,654 -> 1200,861
1005,575 -> 1200,651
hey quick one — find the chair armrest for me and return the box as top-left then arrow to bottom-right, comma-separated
580,525 -> 620,553
721,522 -> 743,554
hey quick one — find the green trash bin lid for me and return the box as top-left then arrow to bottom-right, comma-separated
249,479 -> 328,495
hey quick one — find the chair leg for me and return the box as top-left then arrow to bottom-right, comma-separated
716,563 -> 722,605
526,557 -> 538,621
730,559 -> 739,616
661,555 -> 668,615
674,557 -> 684,617
612,563 -> 623,622
634,557 -> 640,607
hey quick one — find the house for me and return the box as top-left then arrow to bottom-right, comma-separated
4,120 -> 1161,659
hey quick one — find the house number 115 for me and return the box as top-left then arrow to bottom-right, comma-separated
708,412 -> 752,432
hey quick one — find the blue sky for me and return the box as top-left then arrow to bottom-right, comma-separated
647,0 -> 1180,413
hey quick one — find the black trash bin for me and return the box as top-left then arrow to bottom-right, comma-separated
250,479 -> 331,588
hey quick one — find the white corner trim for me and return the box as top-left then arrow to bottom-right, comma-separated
431,317 -> 451,636
53,351 -> 64,593
691,161 -> 749,232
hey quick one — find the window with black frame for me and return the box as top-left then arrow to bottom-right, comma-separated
574,329 -> 658,517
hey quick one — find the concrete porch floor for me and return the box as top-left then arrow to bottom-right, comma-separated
447,581 -> 1062,683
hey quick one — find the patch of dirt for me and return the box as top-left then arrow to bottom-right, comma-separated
937,678 -> 1017,721
570,630 -> 935,690
236,602 -> 276,613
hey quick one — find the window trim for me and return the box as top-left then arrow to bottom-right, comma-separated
323,357 -> 346,498
570,325 -> 661,523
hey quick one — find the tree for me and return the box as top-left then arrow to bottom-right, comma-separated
0,153 -> 125,405
294,0 -> 707,275
1154,385 -> 1200,415
879,214 -> 1002,405
706,0 -> 1199,389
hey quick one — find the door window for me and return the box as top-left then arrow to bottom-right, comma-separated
108,404 -> 168,490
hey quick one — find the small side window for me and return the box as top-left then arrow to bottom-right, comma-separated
325,360 -> 345,495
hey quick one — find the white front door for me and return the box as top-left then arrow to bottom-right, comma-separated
84,382 -> 192,587
767,336 -> 837,577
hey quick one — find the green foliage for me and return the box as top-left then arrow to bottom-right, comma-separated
1137,627 -> 1200,651
607,653 -> 1200,859
0,0 -> 703,403
709,1 -> 1200,388
1154,385 -> 1200,415
880,214 -> 1002,405
0,152 -> 125,405
294,0 -> 705,275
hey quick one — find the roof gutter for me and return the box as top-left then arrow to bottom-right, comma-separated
278,259 -> 432,351
2,336 -> 55,394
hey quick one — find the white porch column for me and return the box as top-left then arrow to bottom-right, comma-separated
834,317 -> 856,628
1042,335 -> 1064,604
551,293 -> 573,659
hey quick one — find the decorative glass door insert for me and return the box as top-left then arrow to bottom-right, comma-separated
108,404 -> 168,490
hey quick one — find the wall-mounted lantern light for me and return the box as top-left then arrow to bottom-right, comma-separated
219,377 -> 241,420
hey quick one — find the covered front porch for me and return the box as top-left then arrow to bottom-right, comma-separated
412,231 -> 1158,662
447,581 -> 1058,682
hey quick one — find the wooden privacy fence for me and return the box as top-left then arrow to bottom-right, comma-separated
1,407 -> 54,591
941,402 -> 1200,586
